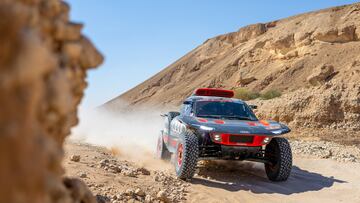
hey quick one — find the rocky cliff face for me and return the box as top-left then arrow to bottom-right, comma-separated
255,83 -> 360,130
106,3 -> 360,131
0,0 -> 103,202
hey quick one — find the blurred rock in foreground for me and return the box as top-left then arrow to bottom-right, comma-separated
0,0 -> 103,202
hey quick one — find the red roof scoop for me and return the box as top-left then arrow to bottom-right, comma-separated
194,88 -> 234,98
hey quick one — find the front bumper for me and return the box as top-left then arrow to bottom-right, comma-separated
199,144 -> 263,160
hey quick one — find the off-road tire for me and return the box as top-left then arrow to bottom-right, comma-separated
156,131 -> 171,160
175,130 -> 199,180
264,137 -> 292,181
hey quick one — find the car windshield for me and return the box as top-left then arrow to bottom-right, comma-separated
194,100 -> 257,121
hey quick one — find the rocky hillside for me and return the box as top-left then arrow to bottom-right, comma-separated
106,2 -> 360,132
0,0 -> 103,202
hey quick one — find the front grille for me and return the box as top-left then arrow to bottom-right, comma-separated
229,135 -> 254,143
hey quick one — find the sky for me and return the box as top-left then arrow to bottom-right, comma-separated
67,0 -> 358,108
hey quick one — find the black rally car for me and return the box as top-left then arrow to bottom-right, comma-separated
156,88 -> 292,181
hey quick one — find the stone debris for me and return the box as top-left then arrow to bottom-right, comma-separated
135,188 -> 146,197
156,190 -> 169,202
137,167 -> 151,175
145,194 -> 153,203
96,195 -> 111,203
70,155 -> 81,162
290,140 -> 360,162
87,156 -> 190,203
97,158 -> 156,179
122,170 -> 138,177
79,172 -> 87,178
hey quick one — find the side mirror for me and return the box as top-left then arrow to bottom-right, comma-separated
183,101 -> 191,105
249,105 -> 258,110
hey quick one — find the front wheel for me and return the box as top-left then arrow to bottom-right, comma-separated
175,130 -> 199,180
264,137 -> 292,181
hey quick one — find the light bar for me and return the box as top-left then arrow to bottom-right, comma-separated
194,88 -> 234,98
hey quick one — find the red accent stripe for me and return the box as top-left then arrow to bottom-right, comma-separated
259,120 -> 270,126
197,118 -> 208,123
247,122 -> 257,126
214,120 -> 225,124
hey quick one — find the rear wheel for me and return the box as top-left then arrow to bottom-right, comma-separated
156,131 -> 171,160
264,137 -> 292,181
175,130 -> 199,180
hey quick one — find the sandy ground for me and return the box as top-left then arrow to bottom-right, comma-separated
189,158 -> 360,203
64,142 -> 360,203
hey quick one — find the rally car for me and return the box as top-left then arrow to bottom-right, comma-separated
156,88 -> 292,181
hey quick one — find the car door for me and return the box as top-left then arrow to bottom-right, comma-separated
169,104 -> 192,151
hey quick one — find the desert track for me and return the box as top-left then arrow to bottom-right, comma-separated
65,141 -> 360,203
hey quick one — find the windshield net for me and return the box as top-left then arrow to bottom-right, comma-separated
195,100 -> 257,120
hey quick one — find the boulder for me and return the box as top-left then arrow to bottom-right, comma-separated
70,155 -> 81,162
307,64 -> 335,86
238,76 -> 257,86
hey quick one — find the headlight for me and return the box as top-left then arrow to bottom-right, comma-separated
211,133 -> 222,142
263,137 -> 271,144
200,125 -> 214,131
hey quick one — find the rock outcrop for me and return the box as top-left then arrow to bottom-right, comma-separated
255,83 -> 360,130
314,25 -> 357,43
307,64 -> 335,86
0,0 -> 103,202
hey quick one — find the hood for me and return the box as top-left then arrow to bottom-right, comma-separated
182,116 -> 290,136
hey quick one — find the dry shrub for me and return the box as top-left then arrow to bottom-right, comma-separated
261,89 -> 282,100
234,88 -> 260,101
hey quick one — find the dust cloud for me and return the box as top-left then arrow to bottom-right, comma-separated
71,104 -> 172,169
